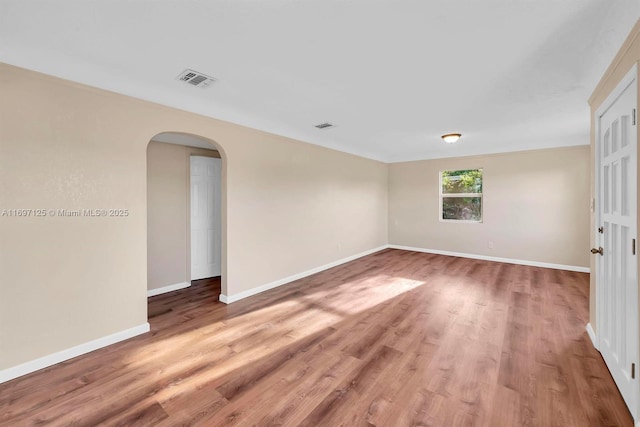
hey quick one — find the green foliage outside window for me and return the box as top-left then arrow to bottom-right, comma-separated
441,169 -> 483,194
441,169 -> 483,221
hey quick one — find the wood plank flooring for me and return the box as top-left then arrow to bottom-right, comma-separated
0,249 -> 633,426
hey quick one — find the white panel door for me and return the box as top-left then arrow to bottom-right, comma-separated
190,156 -> 221,280
596,67 -> 638,420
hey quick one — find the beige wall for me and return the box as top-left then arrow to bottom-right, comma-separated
0,63 -> 388,370
389,146 -> 591,268
146,141 -> 220,292
588,19 -> 640,334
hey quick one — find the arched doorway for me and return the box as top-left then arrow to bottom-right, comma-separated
145,132 -> 227,307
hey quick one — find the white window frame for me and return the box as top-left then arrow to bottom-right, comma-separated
439,168 -> 483,223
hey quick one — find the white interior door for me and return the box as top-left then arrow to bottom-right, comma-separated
190,156 -> 221,280
596,66 -> 638,420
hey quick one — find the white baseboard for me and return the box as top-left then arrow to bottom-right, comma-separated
220,243 -> 590,304
147,281 -> 190,297
219,245 -> 389,304
0,323 -> 150,384
388,244 -> 590,273
586,323 -> 598,349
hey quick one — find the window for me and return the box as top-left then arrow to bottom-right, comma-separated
440,169 -> 483,222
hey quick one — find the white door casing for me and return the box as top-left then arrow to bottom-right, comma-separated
190,156 -> 222,280
595,64 -> 638,421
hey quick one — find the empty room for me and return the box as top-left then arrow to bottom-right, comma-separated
2,1 -> 640,426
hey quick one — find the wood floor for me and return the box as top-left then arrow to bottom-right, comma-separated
0,249 -> 633,426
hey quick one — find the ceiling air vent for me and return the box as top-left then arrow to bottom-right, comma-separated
315,122 -> 335,129
176,69 -> 216,88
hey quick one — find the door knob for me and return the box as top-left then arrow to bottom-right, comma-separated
591,247 -> 604,255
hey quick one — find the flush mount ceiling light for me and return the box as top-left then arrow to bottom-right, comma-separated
441,133 -> 462,144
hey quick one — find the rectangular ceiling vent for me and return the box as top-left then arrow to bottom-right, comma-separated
315,122 -> 335,129
176,69 -> 216,88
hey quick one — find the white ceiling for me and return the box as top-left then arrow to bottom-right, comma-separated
1,1 -> 639,162
152,132 -> 217,151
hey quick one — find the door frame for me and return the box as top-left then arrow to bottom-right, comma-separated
594,63 -> 638,420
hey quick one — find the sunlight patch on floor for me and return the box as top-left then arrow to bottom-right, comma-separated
311,274 -> 426,315
123,273 -> 426,400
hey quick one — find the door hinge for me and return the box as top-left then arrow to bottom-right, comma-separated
633,239 -> 636,255
598,226 -> 604,234
633,363 -> 636,379
633,108 -> 636,126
